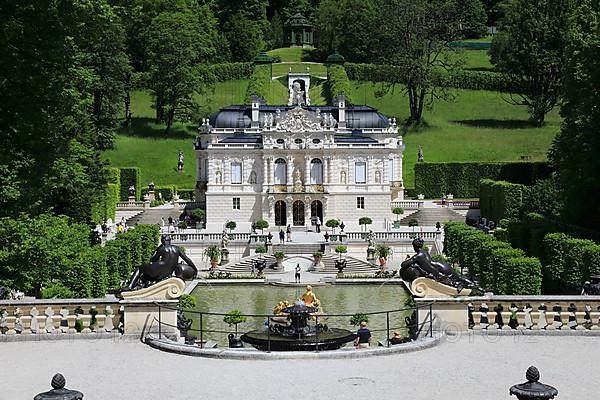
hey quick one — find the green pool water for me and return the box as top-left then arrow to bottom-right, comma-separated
187,283 -> 411,347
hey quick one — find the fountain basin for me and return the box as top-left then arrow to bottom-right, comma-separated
241,328 -> 355,351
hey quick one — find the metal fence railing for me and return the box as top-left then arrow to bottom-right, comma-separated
153,302 -> 433,352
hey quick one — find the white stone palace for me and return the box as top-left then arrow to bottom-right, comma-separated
194,73 -> 405,229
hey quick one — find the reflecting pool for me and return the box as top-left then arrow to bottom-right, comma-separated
188,283 -> 411,347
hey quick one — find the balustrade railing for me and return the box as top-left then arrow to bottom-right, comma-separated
417,296 -> 600,332
390,200 -> 423,209
0,299 -> 120,336
345,230 -> 439,241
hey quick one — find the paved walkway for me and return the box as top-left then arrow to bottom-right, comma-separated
3,335 -> 597,399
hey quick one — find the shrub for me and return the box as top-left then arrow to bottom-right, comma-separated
245,65 -> 270,103
223,310 -> 247,335
542,232 -> 569,292
177,188 -> 195,201
255,219 -> 269,233
225,221 -> 237,232
583,245 -> 600,279
254,245 -> 267,255
563,238 -> 597,289
179,294 -> 197,310
349,313 -> 369,326
414,162 -> 550,198
209,62 -> 253,81
134,224 -> 160,262
359,217 -> 373,229
480,179 -> 527,222
325,64 -> 353,104
204,245 -> 221,261
505,257 -> 542,295
273,251 -> 285,259
40,283 -> 74,299
392,207 -> 404,220
335,245 -> 347,259
191,208 -> 205,221
325,219 -> 340,231
489,247 -> 525,294
408,219 -> 419,227
119,167 -> 141,201
141,185 -> 176,201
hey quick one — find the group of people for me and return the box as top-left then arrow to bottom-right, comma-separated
278,225 -> 293,244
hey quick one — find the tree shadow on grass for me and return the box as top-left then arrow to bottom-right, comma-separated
452,119 -> 535,129
117,117 -> 197,140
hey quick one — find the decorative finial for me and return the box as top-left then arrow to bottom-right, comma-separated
525,366 -> 539,383
51,373 -> 66,389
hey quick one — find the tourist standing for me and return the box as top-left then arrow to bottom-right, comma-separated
286,224 -> 292,242
354,321 -> 371,349
295,264 -> 301,283
279,229 -> 285,244
315,217 -> 321,233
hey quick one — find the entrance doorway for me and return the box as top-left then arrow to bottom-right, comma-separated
275,200 -> 287,226
310,200 -> 323,224
293,200 -> 305,226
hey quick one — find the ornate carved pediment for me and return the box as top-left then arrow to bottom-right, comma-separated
277,106 -> 322,132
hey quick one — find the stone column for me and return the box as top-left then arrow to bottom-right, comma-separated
269,157 -> 275,186
396,154 -> 402,184
325,157 -> 331,184
383,157 -> 389,183
366,157 -> 372,184
305,156 -> 310,185
305,196 -> 311,227
263,156 -> 268,187
286,155 -> 293,187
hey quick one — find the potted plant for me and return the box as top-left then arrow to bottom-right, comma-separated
392,207 -> 404,228
254,245 -> 267,274
191,208 -> 205,221
312,251 -> 323,270
255,219 -> 269,235
223,309 -> 247,337
349,313 -> 369,326
335,245 -> 347,273
359,216 -> 373,232
225,220 -> 237,232
273,250 -> 285,269
204,245 -> 221,270
325,219 -> 340,234
408,218 -> 419,238
375,244 -> 392,268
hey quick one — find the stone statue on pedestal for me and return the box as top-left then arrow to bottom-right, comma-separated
125,235 -> 197,291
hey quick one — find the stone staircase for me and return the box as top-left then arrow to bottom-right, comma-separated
270,242 -> 324,255
220,255 -> 281,274
399,207 -> 464,226
313,254 -> 378,274
125,208 -> 183,226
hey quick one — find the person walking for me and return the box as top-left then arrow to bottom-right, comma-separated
286,224 -> 292,242
354,321 -> 371,349
315,217 -> 321,233
295,263 -> 301,283
279,229 -> 285,244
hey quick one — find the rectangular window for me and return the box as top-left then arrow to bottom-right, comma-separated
233,198 -> 240,210
357,197 -> 365,209
355,161 -> 366,184
231,162 -> 242,184
388,158 -> 394,182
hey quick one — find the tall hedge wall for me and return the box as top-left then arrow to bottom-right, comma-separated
444,222 -> 541,294
210,62 -> 253,81
414,162 -> 550,198
119,167 -> 141,201
345,63 -> 517,92
325,65 -> 354,104
141,185 -> 176,201
480,179 -> 527,222
245,65 -> 270,103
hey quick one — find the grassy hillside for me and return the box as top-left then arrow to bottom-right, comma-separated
349,82 -> 559,187
106,46 -> 558,194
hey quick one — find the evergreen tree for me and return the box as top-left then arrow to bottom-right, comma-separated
457,0 -> 488,38
549,0 -> 600,228
270,10 -> 285,49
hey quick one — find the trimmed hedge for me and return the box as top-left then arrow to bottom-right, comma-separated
444,222 -> 541,294
414,162 -> 550,198
88,246 -> 108,298
325,64 -> 354,104
480,179 -> 527,222
141,185 -> 176,201
345,63 -> 517,92
209,62 -> 253,81
119,167 -> 141,201
177,188 -> 195,200
245,65 -> 270,103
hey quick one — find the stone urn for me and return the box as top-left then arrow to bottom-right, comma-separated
335,259 -> 347,274
255,260 -> 267,275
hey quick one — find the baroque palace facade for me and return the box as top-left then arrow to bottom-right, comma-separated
194,73 -> 405,228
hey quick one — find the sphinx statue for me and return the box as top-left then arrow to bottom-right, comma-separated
125,234 -> 197,291
400,237 -> 479,293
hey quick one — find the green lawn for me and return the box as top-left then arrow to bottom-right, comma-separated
267,47 -> 316,62
350,82 -> 560,187
106,79 -> 560,191
272,62 -> 328,78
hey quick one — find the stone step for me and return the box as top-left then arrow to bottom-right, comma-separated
399,208 -> 464,226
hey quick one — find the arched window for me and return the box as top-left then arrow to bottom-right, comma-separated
274,158 -> 287,184
310,158 -> 323,184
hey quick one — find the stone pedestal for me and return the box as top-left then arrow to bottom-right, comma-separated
409,277 -> 472,298
148,190 -> 155,201
121,299 -> 179,336
366,247 -> 376,262
128,196 -> 136,204
220,248 -> 229,266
